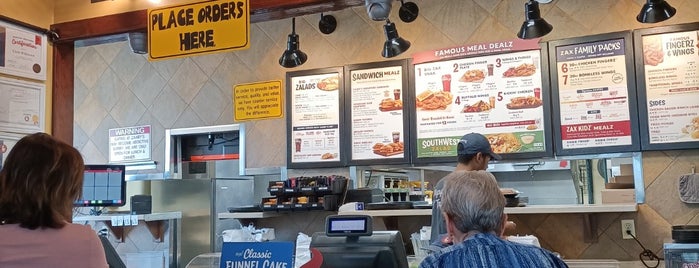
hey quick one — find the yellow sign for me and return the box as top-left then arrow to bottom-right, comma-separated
148,0 -> 249,60
234,80 -> 284,121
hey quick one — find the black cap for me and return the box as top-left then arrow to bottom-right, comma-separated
457,133 -> 501,160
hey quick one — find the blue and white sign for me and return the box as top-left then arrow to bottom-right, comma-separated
220,242 -> 294,268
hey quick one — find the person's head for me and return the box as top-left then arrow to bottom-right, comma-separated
440,171 -> 505,240
0,133 -> 85,229
456,133 -> 501,170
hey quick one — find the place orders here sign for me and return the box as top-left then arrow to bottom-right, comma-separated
147,0 -> 250,60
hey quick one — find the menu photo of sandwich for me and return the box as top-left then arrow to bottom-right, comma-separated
681,116 -> 699,139
506,96 -> 543,110
416,89 -> 453,111
379,98 -> 403,112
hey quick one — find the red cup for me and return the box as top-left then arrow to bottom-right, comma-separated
441,74 -> 451,92
534,88 -> 541,99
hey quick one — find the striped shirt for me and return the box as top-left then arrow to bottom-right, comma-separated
419,232 -> 568,268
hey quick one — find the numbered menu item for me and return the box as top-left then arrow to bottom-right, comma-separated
349,65 -> 406,160
642,30 -> 699,144
290,73 -> 341,163
413,49 -> 546,158
555,38 -> 633,149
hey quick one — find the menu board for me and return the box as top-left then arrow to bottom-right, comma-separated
635,23 -> 699,151
346,60 -> 409,165
549,32 -> 640,155
411,39 -> 552,162
286,67 -> 345,168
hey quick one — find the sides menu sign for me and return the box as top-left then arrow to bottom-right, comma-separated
555,38 -> 633,149
287,69 -> 343,167
641,30 -> 699,145
348,64 -> 406,162
412,39 -> 549,159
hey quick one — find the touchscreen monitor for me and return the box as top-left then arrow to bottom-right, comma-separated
74,164 -> 126,207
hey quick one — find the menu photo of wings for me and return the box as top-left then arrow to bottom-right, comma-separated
503,63 -> 536,77
462,100 -> 492,113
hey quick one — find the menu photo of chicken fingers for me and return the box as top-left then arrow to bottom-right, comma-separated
681,116 -> 699,139
506,95 -> 543,110
372,141 -> 405,157
459,69 -> 486,83
416,89 -> 453,111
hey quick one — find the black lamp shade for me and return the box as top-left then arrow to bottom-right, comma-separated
517,0 -> 553,39
637,0 -> 676,23
319,14 -> 337,34
399,2 -> 419,23
279,33 -> 307,68
382,21 -> 411,58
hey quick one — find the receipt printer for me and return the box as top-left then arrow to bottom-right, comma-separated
130,195 -> 152,215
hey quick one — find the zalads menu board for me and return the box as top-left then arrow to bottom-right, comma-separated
641,30 -> 699,144
555,39 -> 633,149
349,65 -> 405,160
413,44 -> 546,158
290,72 -> 341,163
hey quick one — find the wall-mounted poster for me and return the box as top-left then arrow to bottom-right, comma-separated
345,60 -> 410,165
286,67 -> 345,168
0,20 -> 47,81
410,38 -> 553,163
548,31 -> 640,155
0,77 -> 45,134
634,22 -> 699,151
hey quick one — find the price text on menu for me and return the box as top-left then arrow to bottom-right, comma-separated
555,38 -> 633,149
290,73 -> 341,163
641,30 -> 699,144
413,50 -> 546,158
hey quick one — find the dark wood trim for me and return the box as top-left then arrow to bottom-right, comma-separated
51,10 -> 147,43
51,42 -> 74,144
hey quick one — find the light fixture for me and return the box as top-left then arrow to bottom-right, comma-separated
318,13 -> 337,35
398,0 -> 419,23
517,0 -> 553,39
279,17 -> 307,68
637,0 -> 676,23
365,0 -> 393,21
382,20 -> 411,58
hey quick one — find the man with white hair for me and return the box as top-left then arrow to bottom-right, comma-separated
420,171 -> 568,268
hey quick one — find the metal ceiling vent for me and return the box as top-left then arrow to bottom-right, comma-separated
128,32 -> 148,54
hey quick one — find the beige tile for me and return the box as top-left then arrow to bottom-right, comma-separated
76,47 -> 108,89
110,44 -> 146,87
420,0 -> 489,46
190,81 -> 228,126
642,151 -> 673,187
534,214 -> 588,258
579,231 -> 633,260
168,58 -> 208,103
646,160 -> 699,224
129,64 -> 167,106
94,40 -> 125,65
111,89 -> 146,126
555,0 -> 619,30
75,92 -> 108,136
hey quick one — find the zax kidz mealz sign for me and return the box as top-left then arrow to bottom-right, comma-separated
148,0 -> 249,60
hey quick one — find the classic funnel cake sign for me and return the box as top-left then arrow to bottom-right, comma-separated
220,242 -> 293,268
148,0 -> 249,60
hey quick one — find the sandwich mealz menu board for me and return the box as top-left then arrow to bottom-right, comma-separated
289,72 -> 342,165
349,65 -> 406,161
412,39 -> 548,158
641,30 -> 699,144
555,38 -> 634,149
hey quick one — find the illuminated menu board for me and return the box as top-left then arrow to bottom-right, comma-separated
410,38 -> 553,163
345,60 -> 410,165
634,23 -> 699,151
549,32 -> 640,155
286,67 -> 345,168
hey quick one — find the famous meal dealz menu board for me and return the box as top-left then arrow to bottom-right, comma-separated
549,32 -> 640,155
410,38 -> 553,163
345,60 -> 410,165
286,67 -> 345,168
634,23 -> 699,151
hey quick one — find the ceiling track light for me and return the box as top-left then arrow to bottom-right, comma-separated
279,17 -> 308,68
517,0 -> 553,39
398,0 -> 419,23
319,13 -> 337,34
382,19 -> 411,58
637,0 -> 676,23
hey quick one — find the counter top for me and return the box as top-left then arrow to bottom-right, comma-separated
73,211 -> 182,222
218,212 -> 280,219
337,204 -> 638,217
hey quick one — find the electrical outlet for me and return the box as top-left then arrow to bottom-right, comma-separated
621,219 -> 635,239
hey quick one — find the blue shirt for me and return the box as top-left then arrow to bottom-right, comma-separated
419,232 -> 568,268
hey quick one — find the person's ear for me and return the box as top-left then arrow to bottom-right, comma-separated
498,213 -> 508,237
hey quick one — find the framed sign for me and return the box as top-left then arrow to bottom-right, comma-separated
0,20 -> 47,81
345,59 -> 410,165
548,31 -> 640,155
633,22 -> 699,151
220,242 -> 293,268
286,67 -> 346,168
410,38 -> 554,164
0,77 -> 45,134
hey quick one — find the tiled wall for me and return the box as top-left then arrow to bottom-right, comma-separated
73,0 -> 699,262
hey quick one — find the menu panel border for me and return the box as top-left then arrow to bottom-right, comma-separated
633,22 -> 699,151
344,59 -> 411,166
286,67 -> 346,168
548,31 -> 641,156
409,42 -> 554,165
